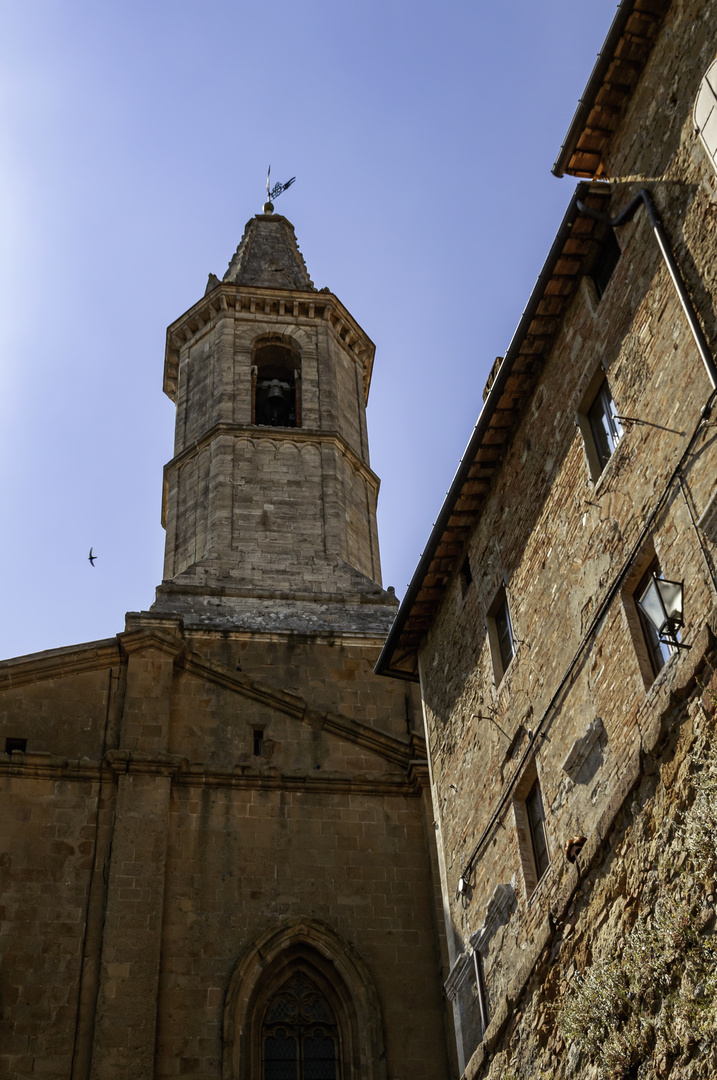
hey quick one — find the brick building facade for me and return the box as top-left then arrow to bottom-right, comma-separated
0,210 -> 451,1078
377,1 -> 717,1077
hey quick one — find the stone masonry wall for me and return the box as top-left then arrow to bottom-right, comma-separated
415,1 -> 717,1073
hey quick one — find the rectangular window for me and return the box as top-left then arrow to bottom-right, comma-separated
514,763 -> 551,898
635,562 -> 675,678
487,586 -> 515,684
587,379 -> 623,473
459,556 -> 473,599
253,730 -> 264,757
525,780 -> 550,882
591,229 -> 621,300
577,370 -> 624,482
5,737 -> 27,754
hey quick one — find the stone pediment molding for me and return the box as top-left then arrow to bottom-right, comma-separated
163,284 -> 375,404
0,637 -> 121,690
179,651 -> 422,772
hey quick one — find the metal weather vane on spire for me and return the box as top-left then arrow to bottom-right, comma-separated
265,165 -> 296,209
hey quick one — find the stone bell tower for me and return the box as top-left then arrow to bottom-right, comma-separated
153,205 -> 395,635
0,202 -> 451,1080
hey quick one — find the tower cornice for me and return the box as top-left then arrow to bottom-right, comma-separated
163,283 -> 376,405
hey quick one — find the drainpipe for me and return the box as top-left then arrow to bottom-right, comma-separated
577,189 -> 717,392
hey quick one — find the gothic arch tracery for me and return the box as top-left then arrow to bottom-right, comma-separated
223,919 -> 386,1080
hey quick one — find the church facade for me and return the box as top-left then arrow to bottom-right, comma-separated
0,209 -> 451,1079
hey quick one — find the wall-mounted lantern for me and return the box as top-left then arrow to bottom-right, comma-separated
637,575 -> 689,650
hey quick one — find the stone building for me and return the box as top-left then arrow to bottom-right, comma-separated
0,209 -> 451,1078
377,0 -> 717,1077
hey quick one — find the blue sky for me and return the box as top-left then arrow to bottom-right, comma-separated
0,0 -> 620,658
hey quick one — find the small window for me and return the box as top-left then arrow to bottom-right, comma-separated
253,730 -> 264,757
525,780 -> 550,882
487,585 -> 515,685
635,562 -> 675,678
513,765 -> 551,898
459,556 -> 473,599
5,737 -> 27,754
695,57 -> 717,175
576,371 -> 623,482
591,229 -> 621,300
588,379 -> 623,473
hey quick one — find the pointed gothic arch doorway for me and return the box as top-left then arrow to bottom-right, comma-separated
223,919 -> 386,1080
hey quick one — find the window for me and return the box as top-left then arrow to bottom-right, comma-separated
262,973 -> 339,1080
590,229 -> 621,300
487,585 -> 515,684
635,562 -> 675,678
588,379 -> 623,473
576,371 -> 623,481
695,57 -> 717,175
254,730 -> 264,757
459,556 -> 473,599
513,763 -> 550,897
525,780 -> 550,882
5,737 -> 27,754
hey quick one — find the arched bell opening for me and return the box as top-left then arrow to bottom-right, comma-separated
252,338 -> 301,428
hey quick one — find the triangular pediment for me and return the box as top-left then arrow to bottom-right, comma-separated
178,652 -> 421,772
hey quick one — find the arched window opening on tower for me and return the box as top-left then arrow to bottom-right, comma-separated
252,340 -> 301,428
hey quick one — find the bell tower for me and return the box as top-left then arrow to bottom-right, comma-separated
153,206 -> 396,634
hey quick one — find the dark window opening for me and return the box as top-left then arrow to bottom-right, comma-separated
459,557 -> 473,598
635,562 -> 675,677
487,586 -> 516,684
262,972 -> 339,1080
494,595 -> 515,674
254,730 -> 264,757
591,229 -> 621,300
5,737 -> 27,754
588,378 -> 623,473
253,341 -> 301,428
526,779 -> 550,882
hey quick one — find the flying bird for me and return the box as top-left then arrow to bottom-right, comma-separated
88,548 -> 97,567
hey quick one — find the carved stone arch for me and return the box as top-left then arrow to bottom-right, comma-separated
251,333 -> 303,428
223,918 -> 387,1080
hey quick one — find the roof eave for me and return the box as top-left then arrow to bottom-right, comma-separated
375,181 -> 603,682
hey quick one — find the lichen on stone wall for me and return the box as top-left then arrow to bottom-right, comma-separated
557,688 -> 717,1079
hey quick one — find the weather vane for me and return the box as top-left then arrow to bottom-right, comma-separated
264,166 -> 295,212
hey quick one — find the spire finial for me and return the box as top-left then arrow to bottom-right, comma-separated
263,165 -> 296,214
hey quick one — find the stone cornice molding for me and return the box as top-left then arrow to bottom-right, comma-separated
0,753 -> 421,796
118,627 -> 187,662
164,284 -> 375,404
0,639 -> 121,690
153,580 -> 395,607
0,751 -> 109,782
104,749 -> 188,778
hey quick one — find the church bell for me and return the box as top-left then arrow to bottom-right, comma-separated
259,378 -> 291,426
